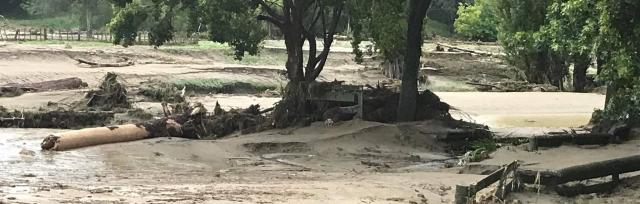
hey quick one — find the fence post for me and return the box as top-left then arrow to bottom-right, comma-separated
77,30 -> 81,41
14,29 -> 19,40
43,28 -> 47,40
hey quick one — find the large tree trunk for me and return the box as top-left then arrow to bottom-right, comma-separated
397,0 -> 431,122
573,55 -> 590,92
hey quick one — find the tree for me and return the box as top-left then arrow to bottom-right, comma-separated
107,0 -> 198,47
594,0 -> 640,122
397,0 -> 431,122
543,0 -> 598,92
494,0 -> 555,84
107,0 -> 346,127
250,0 -> 346,127
454,0 -> 498,42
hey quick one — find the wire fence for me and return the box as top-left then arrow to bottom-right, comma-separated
0,26 -> 199,45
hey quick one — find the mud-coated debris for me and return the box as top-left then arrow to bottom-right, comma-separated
19,148 -> 35,156
360,160 -> 390,168
88,188 -> 113,194
407,155 -> 422,162
153,152 -> 163,156
21,173 -> 36,177
7,197 -> 16,200
86,72 -> 130,110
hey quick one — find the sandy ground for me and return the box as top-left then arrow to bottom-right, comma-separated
2,42 -> 636,204
0,122 -> 484,203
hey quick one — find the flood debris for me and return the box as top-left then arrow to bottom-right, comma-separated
41,101 -> 269,150
518,154 -> 640,197
455,161 -> 522,204
0,106 -> 113,129
86,72 -> 131,110
0,77 -> 87,97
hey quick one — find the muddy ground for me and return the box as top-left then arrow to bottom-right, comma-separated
2,41 -> 638,204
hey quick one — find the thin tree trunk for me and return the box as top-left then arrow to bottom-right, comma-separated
397,0 -> 431,122
573,55 -> 589,92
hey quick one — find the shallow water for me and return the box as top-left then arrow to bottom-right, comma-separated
0,129 -> 229,188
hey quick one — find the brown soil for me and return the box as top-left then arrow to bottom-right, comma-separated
2,41 -> 634,203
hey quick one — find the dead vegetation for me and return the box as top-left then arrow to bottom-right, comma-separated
86,72 -> 131,110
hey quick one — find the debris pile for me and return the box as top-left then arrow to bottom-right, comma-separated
86,72 -> 131,110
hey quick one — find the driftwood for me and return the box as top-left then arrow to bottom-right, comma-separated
75,58 -> 134,67
436,43 -> 494,57
517,155 -> 640,196
455,161 -> 521,204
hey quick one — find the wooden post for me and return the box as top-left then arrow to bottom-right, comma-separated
77,30 -> 81,41
528,137 -> 538,151
43,28 -> 47,40
454,185 -> 470,204
14,29 -> 19,40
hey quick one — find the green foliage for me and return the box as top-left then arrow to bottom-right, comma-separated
201,0 -> 266,60
454,0 -> 498,42
369,0 -> 406,60
469,138 -> 497,152
107,2 -> 147,47
172,78 -> 277,94
348,0 -> 406,61
494,0 -> 554,83
106,0 -> 198,47
21,0 -> 73,17
595,0 -> 640,122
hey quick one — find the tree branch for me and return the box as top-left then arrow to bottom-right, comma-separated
254,0 -> 285,22
256,14 -> 283,28
308,1 -> 344,81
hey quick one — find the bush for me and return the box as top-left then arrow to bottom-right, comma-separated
454,0 -> 498,42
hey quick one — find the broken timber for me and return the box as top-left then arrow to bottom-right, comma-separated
455,161 -> 521,204
436,43 -> 495,57
519,155 -> 640,196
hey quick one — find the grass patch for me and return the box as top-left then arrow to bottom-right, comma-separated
164,41 -> 228,50
173,78 -> 279,94
138,83 -> 185,103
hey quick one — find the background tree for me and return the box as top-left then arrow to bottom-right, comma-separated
454,0 -> 498,42
542,0 -> 598,92
494,0 -> 554,84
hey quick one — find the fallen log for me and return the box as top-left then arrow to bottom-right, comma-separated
41,118 -> 183,151
75,58 -> 134,68
519,155 -> 640,185
41,124 -> 150,151
4,77 -> 87,92
528,133 -> 616,150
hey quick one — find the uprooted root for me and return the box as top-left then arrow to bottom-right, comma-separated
86,72 -> 130,110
